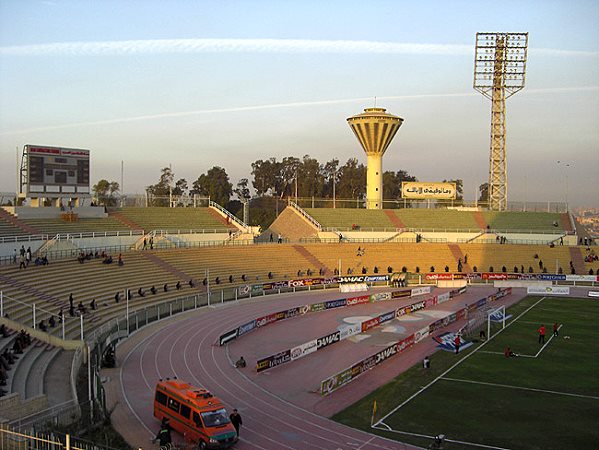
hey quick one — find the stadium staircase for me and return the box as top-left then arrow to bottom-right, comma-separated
108,211 -> 143,231
472,211 -> 487,230
448,244 -> 472,272
270,206 -> 320,241
384,210 -> 405,229
0,209 -> 40,235
292,245 -> 329,274
568,247 -> 586,274
140,252 -> 195,285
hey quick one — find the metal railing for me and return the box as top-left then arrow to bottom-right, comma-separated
209,200 -> 249,230
289,201 -> 322,231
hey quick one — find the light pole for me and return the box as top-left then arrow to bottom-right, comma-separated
557,161 -> 570,212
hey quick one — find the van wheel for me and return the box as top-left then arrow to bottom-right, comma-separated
198,440 -> 207,450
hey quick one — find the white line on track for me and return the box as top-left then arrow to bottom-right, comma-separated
440,377 -> 599,400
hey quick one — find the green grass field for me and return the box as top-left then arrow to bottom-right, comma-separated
333,296 -> 599,450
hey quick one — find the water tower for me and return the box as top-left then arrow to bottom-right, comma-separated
347,107 -> 403,209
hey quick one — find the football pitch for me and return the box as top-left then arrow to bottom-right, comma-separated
333,296 -> 599,450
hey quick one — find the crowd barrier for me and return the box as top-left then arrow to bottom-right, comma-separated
319,287 -> 512,396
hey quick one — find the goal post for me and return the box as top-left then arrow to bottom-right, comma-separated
487,305 -> 507,340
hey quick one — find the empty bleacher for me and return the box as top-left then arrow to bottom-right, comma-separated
20,217 -> 130,236
110,207 -> 236,232
302,207 -> 569,233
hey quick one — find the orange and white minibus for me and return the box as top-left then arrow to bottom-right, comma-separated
153,379 -> 238,449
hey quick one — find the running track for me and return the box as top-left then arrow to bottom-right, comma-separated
105,286 -> 529,450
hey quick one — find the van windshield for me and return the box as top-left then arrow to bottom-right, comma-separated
201,409 -> 230,428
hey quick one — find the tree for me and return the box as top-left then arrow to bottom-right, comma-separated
93,179 -> 120,206
146,167 -> 174,206
191,166 -> 232,206
478,182 -> 489,204
173,178 -> 188,197
234,178 -> 251,202
336,158 -> 366,202
443,178 -> 464,201
383,170 -> 418,200
322,158 -> 340,198
297,155 -> 324,198
251,158 -> 282,196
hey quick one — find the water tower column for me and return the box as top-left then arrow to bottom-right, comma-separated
366,153 -> 383,209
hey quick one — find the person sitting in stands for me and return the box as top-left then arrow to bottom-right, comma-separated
90,299 -> 96,310
118,254 -> 124,266
176,281 -> 181,290
78,252 -> 85,264
127,289 -> 133,300
77,302 -> 86,315
49,315 -> 56,328
229,275 -> 234,283
235,356 -> 246,368
69,305 -> 76,317
94,250 -> 99,258
13,337 -> 23,354
241,274 -> 247,281
268,272 -> 273,279
114,292 -> 121,303
138,287 -> 145,297
2,348 -> 15,365
38,320 -> 48,332
163,283 -> 168,292
34,256 -> 42,266
0,324 -> 9,338
103,255 -> 113,264
189,279 -> 194,288
214,278 -> 220,285
202,278 -> 207,286
150,286 -> 157,295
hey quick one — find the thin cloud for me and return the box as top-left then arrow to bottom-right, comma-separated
1,38 -> 597,58
1,87 -> 597,136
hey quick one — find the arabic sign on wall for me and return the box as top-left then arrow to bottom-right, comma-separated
401,181 -> 456,199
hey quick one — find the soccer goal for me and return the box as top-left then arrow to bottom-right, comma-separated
486,305 -> 507,340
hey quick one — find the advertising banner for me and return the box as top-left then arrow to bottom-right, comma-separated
409,300 -> 426,313
379,310 -> 396,324
565,275 -> 599,282
339,324 -> 361,339
411,286 -> 431,297
256,312 -> 277,328
237,320 -> 256,337
401,181 -> 456,199
414,326 -> 430,343
433,332 -> 473,353
370,292 -> 391,302
262,281 -> 288,290
347,295 -> 371,306
482,273 -> 508,280
527,286 -> 571,295
425,273 -> 454,281
256,349 -> 291,373
317,331 -> 341,349
365,275 -> 390,282
310,302 -> 326,313
290,339 -> 318,361
251,284 -> 264,295
325,298 -> 347,309
425,296 -> 438,308
284,307 -> 302,319
536,274 -> 567,281
437,292 -> 451,304
361,317 -> 380,332
237,284 -> 251,296
391,290 -> 411,299
219,329 -> 238,346
320,367 -> 352,396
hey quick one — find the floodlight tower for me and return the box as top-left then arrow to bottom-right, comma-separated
347,107 -> 403,209
474,32 -> 528,211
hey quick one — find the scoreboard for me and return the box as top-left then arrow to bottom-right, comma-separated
22,145 -> 90,196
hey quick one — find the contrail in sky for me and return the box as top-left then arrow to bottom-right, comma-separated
1,87 -> 597,136
1,38 -> 597,57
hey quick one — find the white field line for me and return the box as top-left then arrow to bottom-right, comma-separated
371,425 -> 512,450
440,377 -> 599,401
373,296 -> 547,427
478,350 -> 535,358
534,325 -> 563,357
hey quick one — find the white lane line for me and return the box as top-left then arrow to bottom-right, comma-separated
440,377 -> 599,400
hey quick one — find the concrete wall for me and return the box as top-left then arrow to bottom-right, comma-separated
14,206 -> 107,219
0,393 -> 48,422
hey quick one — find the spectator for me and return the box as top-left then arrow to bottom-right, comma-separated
118,254 -> 124,266
38,320 -> 48,332
77,302 -> 86,315
114,292 -> 121,303
137,287 -> 145,297
163,283 -> 168,292
49,316 -> 56,328
150,286 -> 157,295
90,298 -> 96,310
189,279 -> 195,288
229,275 -> 234,283
235,356 -> 246,368
176,281 -> 181,290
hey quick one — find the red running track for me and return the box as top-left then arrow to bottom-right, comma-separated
106,286 -> 525,450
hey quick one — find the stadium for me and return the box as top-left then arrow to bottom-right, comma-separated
1,5 -> 599,450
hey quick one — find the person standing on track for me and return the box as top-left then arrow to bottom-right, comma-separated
538,324 -> 546,344
553,322 -> 559,337
153,417 -> 172,447
229,409 -> 243,437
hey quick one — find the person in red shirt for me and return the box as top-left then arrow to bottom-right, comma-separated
553,322 -> 559,337
538,325 -> 546,344
454,334 -> 461,354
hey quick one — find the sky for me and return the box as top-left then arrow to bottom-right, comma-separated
0,0 -> 598,207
